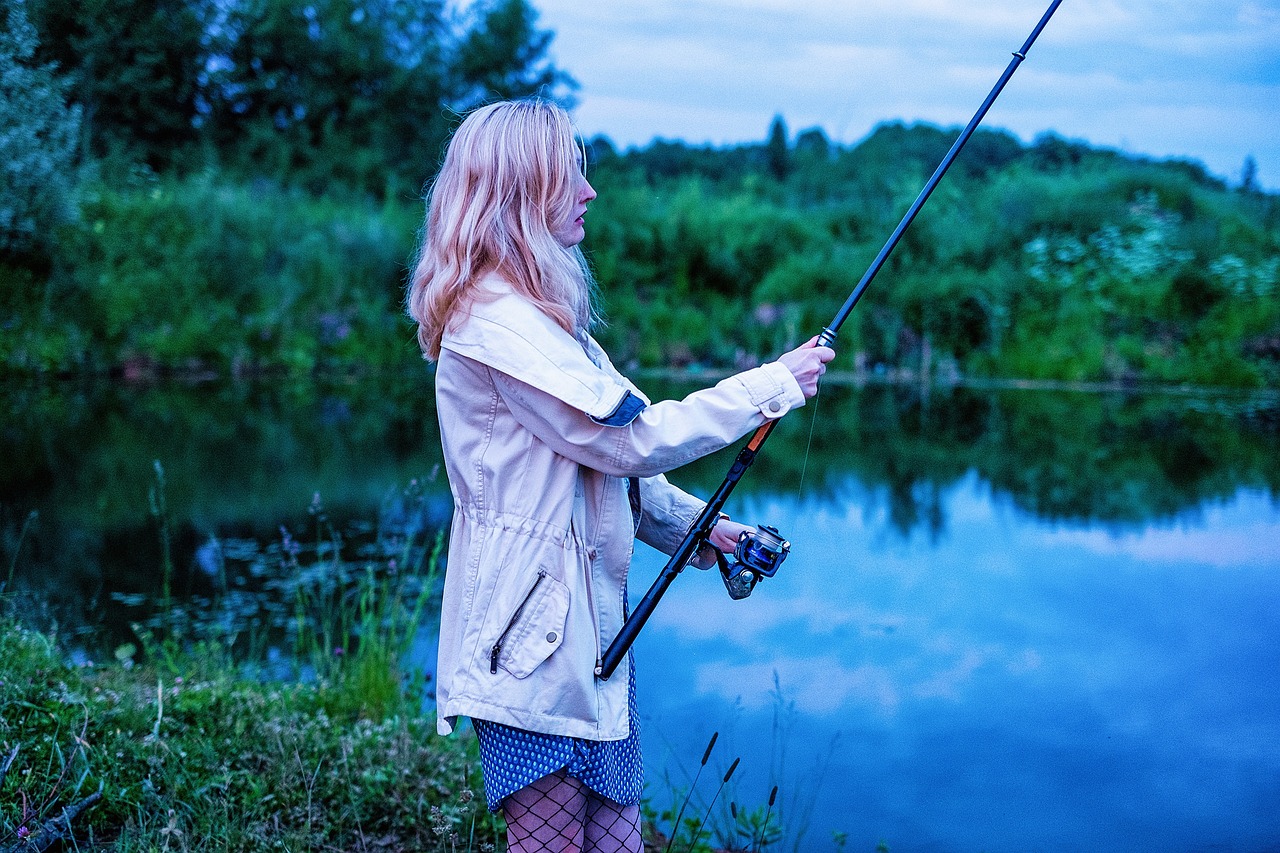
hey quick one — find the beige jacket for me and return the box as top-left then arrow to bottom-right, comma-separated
433,278 -> 805,739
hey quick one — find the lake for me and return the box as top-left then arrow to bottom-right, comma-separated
2,373 -> 1278,852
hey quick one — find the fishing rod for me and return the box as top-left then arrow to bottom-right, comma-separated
598,0 -> 1065,680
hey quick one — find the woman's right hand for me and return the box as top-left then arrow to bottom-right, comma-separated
776,337 -> 835,398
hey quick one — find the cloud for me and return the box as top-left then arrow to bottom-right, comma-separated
1017,487 -> 1280,568
1035,519 -> 1280,568
691,653 -> 905,715
533,0 -> 1280,187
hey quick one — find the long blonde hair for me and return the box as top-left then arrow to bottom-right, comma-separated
407,99 -> 597,360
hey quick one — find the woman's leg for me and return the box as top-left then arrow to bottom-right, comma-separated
502,768 -> 588,853
502,768 -> 643,853
583,794 -> 643,853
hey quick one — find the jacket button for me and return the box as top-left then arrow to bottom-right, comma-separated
768,400 -> 782,412
546,632 -> 558,643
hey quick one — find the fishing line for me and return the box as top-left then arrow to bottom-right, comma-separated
796,377 -> 823,499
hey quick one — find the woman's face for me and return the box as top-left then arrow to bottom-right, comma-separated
554,171 -> 597,248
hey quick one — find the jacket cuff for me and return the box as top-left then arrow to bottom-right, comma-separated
589,390 -> 646,427
736,362 -> 806,419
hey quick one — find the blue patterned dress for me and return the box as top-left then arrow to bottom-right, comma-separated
471,660 -> 643,811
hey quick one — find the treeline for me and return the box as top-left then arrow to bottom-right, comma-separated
2,0 -> 1278,386
584,121 -> 1280,387
18,0 -> 568,198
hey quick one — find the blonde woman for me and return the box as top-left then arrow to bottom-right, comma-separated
408,99 -> 832,852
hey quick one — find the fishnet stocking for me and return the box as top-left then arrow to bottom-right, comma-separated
503,768 -> 642,852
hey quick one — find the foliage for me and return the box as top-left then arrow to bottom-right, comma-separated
201,0 -> 450,196
0,620 -> 495,851
3,171 -> 422,374
583,123 -> 1280,388
0,471 -> 492,851
766,114 -> 790,181
28,0 -> 213,168
451,0 -> 576,110
0,0 -> 81,263
5,0 -> 1279,387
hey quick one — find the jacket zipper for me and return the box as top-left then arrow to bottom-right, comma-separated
583,547 -> 604,676
490,570 -> 547,674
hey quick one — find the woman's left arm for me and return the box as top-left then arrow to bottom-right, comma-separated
633,474 -> 750,563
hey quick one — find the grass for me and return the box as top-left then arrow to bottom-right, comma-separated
0,618 -> 497,851
642,722 -> 811,853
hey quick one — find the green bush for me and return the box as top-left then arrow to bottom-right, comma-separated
53,174 -> 422,374
4,116 -> 1278,386
0,1 -> 81,263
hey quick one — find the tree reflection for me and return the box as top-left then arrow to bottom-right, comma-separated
652,378 -> 1279,535
1,375 -> 1276,637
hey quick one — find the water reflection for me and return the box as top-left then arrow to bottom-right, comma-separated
1,374 -> 450,643
634,478 -> 1280,852
1,375 -> 1278,851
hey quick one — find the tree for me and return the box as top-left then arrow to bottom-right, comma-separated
765,114 -> 789,180
203,0 -> 454,193
450,0 -> 576,112
1029,132 -> 1089,171
1240,155 -> 1259,194
200,0 -> 574,195
0,0 -> 81,262
852,122 -> 956,177
28,0 -> 215,169
958,128 -> 1024,177
794,126 -> 830,161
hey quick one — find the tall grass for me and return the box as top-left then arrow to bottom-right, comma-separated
646,729 -> 792,853
284,489 -> 444,721
0,619 -> 495,851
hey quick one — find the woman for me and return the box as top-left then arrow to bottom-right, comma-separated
407,99 -> 832,852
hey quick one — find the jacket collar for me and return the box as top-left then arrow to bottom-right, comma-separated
441,278 -> 640,422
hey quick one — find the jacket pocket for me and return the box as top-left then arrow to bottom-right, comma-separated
488,569 -> 570,678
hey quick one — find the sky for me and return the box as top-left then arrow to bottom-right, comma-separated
526,0 -> 1280,190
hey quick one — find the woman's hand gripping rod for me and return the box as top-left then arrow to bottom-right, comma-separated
597,0 -> 1065,681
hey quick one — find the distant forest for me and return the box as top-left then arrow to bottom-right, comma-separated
3,0 -> 1277,387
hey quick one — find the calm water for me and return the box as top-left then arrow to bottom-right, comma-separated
3,375 -> 1278,852
632,480 -> 1280,852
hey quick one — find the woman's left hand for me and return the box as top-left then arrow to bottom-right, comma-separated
709,518 -> 753,553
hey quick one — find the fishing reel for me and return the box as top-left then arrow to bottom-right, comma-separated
715,524 -> 790,600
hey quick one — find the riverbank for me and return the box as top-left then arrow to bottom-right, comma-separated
0,617 -> 783,853
0,620 -> 498,852
4,375 -> 1278,851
